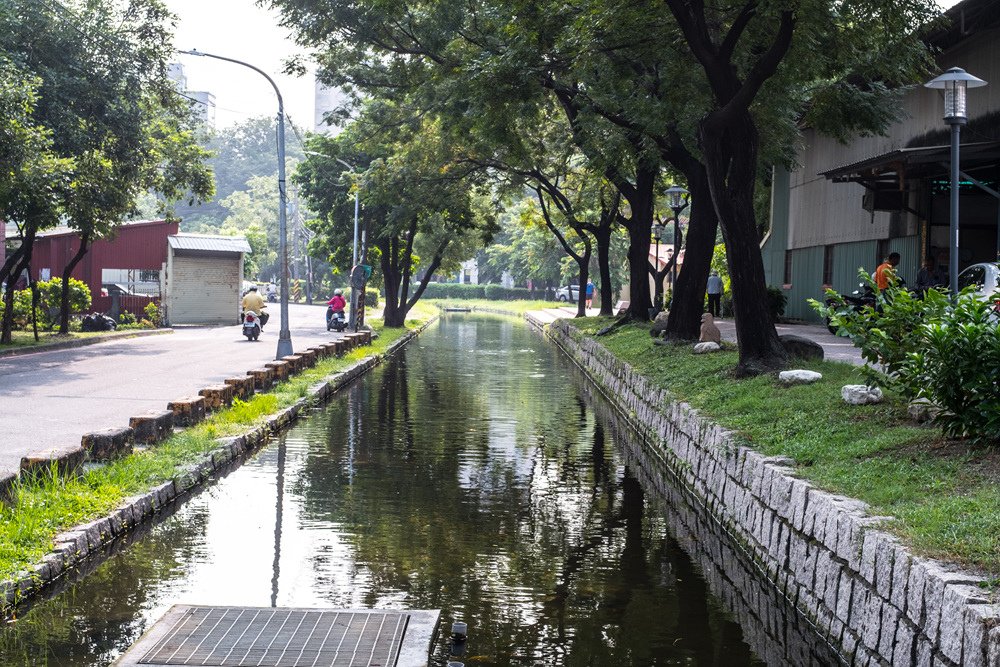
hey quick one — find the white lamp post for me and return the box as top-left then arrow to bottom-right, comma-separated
924,67 -> 987,295
181,49 -> 293,358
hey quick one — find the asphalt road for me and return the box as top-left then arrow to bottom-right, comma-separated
0,303 -> 347,476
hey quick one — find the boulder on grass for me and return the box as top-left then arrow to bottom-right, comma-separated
780,334 -> 824,361
842,384 -> 883,405
650,311 -> 670,337
693,341 -> 722,354
908,398 -> 940,423
778,369 -> 822,386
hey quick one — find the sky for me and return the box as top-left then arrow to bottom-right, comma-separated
165,0 -> 317,132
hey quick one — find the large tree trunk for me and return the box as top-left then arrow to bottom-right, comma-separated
664,169 -> 718,340
594,226 -> 614,316
1,230 -> 37,344
700,111 -> 786,375
59,235 -> 90,334
378,237 -> 404,327
575,253 -> 590,318
623,165 -> 656,319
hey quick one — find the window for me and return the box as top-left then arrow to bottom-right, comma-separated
822,246 -> 834,285
783,252 -> 793,285
140,269 -> 159,283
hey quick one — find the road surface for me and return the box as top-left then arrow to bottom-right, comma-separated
0,303 -> 348,476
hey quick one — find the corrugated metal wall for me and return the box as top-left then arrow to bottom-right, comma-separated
831,240 -> 877,293
887,236 -> 921,287
784,246 -> 825,320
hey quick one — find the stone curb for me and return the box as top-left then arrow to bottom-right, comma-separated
0,328 -> 173,358
0,321 -> 434,617
543,319 -> 1000,667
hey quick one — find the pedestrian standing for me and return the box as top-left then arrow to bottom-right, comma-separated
585,281 -> 595,309
706,270 -> 723,318
874,252 -> 901,291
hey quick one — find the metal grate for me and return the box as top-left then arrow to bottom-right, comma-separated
137,607 -> 409,666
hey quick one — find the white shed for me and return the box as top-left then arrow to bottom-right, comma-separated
163,234 -> 251,325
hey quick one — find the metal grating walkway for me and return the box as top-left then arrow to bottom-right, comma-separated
134,607 -> 409,667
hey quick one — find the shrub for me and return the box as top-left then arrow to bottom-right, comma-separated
811,273 -> 1000,443
767,285 -> 788,319
143,301 -> 161,327
118,311 -> 137,325
11,278 -> 91,330
483,284 -> 533,300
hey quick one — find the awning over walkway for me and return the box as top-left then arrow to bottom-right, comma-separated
820,140 -> 1000,187
820,141 -> 1000,189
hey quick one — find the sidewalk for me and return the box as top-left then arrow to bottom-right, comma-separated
528,307 -> 864,366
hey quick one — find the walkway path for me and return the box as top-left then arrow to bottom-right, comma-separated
527,306 -> 864,366
0,303 -> 343,476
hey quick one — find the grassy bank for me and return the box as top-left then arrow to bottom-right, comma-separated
426,297 -> 564,315
569,317 -> 1000,579
0,310 -> 431,584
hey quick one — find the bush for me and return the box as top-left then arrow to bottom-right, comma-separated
143,302 -> 161,327
811,274 -> 1000,443
767,285 -> 788,319
342,287 -> 379,308
483,284 -> 533,300
118,311 -> 137,325
11,278 -> 91,330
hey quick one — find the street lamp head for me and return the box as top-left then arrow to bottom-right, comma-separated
925,67 -> 987,123
652,222 -> 664,240
178,48 -> 203,57
665,184 -> 690,211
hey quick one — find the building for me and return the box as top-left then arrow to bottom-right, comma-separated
168,62 -> 217,129
762,0 -> 1000,321
29,220 -> 249,325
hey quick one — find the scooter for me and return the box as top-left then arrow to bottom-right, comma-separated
326,307 -> 347,332
825,284 -> 876,334
242,310 -> 262,341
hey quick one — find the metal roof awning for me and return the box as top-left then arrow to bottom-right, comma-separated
168,234 -> 252,254
820,140 -> 1000,186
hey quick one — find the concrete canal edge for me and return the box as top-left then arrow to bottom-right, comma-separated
529,313 -> 1000,667
0,319 -> 435,617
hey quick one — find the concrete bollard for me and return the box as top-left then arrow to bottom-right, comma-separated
247,367 -> 275,390
199,384 -> 235,411
167,396 -> 207,427
298,349 -> 318,367
81,426 -> 135,461
308,345 -> 329,360
129,410 -> 175,445
224,376 -> 256,401
20,445 -> 87,479
264,360 -> 290,382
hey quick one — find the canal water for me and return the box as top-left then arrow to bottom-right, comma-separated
0,314 -> 837,666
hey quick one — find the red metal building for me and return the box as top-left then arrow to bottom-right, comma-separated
31,220 -> 178,314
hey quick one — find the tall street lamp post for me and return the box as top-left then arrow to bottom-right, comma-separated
924,67 -> 987,295
181,49 -> 293,358
652,221 -> 664,310
665,185 -> 690,302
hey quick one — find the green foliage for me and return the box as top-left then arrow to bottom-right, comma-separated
11,278 -> 91,330
143,302 -> 161,327
419,283 -> 487,299
812,274 -> 1000,443
483,284 -> 534,300
118,311 -> 137,326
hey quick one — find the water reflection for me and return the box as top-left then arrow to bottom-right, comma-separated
0,314 -> 801,665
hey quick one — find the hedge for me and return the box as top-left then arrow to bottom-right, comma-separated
417,282 -> 535,300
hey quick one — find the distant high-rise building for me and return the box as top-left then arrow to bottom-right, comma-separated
167,63 -> 216,129
314,80 -> 348,135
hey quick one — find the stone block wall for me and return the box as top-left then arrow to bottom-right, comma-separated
545,319 -> 1000,667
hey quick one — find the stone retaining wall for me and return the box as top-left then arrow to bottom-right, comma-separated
541,317 -> 1000,667
0,324 -> 429,618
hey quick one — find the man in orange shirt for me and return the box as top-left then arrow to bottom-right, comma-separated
874,252 -> 901,290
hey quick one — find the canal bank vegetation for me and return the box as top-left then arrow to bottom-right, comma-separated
428,298 -> 564,316
571,317 -> 1000,579
0,310 -> 434,586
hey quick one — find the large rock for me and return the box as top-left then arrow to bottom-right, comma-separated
842,384 -> 883,405
650,311 -> 670,337
693,341 -> 722,354
908,398 -> 940,423
778,369 -> 822,385
780,334 -> 824,361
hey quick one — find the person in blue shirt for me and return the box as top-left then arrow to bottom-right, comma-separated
585,281 -> 595,309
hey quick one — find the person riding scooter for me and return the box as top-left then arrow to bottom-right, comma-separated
241,285 -> 270,328
326,289 -> 347,331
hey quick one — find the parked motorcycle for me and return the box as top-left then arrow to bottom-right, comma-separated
326,307 -> 347,332
824,284 -> 876,334
242,310 -> 263,341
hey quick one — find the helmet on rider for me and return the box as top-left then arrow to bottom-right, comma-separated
334,289 -> 343,296
248,285 -> 258,291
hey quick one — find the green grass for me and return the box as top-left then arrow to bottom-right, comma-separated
577,317 -> 1000,576
0,330 -> 122,350
0,313 -> 429,585
425,297 -> 565,316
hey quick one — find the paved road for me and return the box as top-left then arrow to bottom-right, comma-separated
0,303 -> 345,476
